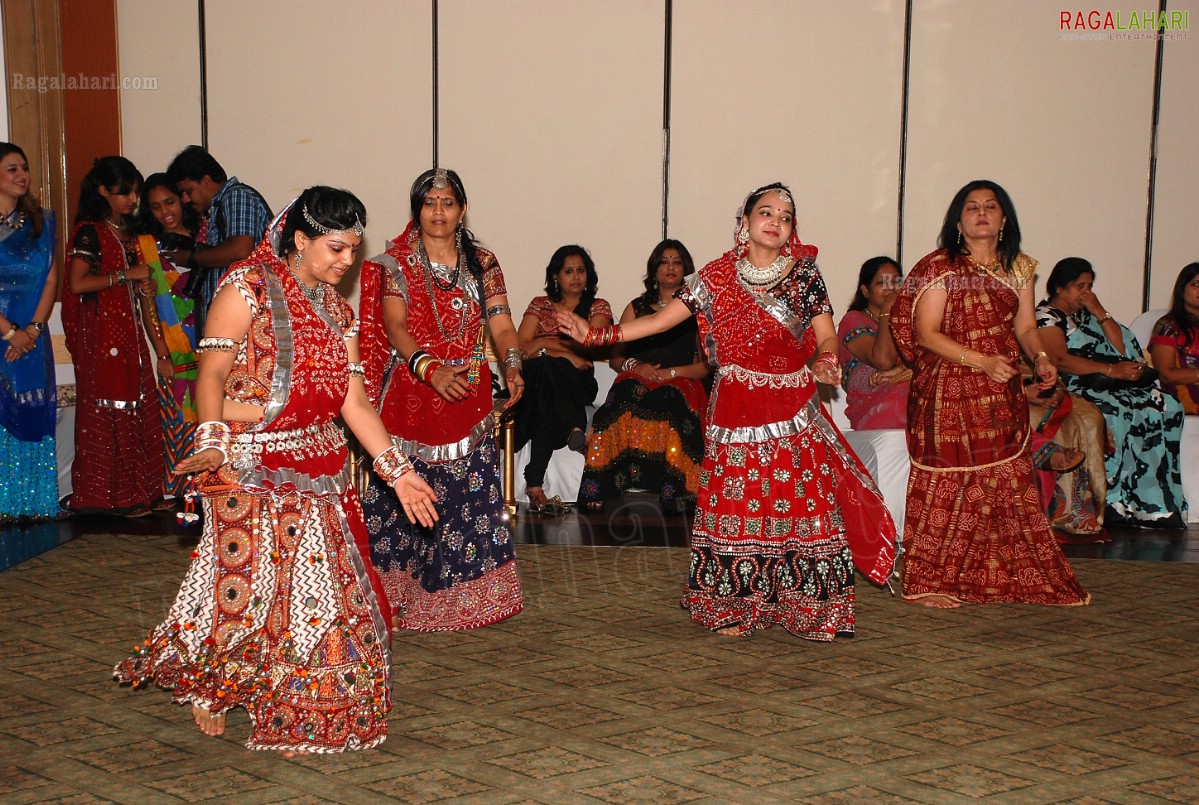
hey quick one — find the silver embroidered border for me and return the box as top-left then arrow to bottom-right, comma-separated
256,266 -> 293,428
388,414 -> 494,464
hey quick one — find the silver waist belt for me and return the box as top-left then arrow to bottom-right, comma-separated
230,421 -> 347,470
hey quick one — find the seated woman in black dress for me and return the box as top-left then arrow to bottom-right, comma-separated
512,245 -> 612,511
578,240 -> 710,511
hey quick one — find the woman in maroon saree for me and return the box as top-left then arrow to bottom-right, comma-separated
561,182 -> 896,640
889,180 -> 1089,608
62,156 -> 168,515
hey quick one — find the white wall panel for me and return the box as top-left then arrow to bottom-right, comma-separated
116,0 -> 202,174
203,0 -> 433,299
438,0 -> 665,315
903,0 -> 1156,323
671,0 -> 907,314
1149,0 -> 1199,312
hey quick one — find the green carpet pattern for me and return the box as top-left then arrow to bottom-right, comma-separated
1,534 -> 1198,803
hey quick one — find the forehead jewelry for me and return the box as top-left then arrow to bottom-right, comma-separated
431,168 -> 450,189
301,202 -> 364,238
776,188 -> 793,204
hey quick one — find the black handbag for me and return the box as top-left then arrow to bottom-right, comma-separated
1076,353 -> 1158,391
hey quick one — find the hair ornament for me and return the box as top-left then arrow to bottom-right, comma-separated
302,202 -> 365,238
431,168 -> 450,190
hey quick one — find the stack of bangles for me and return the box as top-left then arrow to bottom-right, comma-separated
194,421 -> 231,465
408,349 -> 442,384
620,357 -> 641,373
582,324 -> 623,348
813,351 -> 840,374
107,269 -> 128,289
373,445 -> 414,485
504,347 -> 522,371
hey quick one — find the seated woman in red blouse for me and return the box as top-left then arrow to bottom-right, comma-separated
1150,262 -> 1199,415
511,245 -> 612,511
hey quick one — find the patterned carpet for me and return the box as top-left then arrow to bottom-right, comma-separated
2,534 -> 1199,804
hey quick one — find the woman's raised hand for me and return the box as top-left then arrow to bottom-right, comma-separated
556,310 -> 589,342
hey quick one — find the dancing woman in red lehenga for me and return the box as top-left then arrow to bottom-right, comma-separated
359,168 -> 525,632
114,188 -> 438,753
889,180 -> 1089,608
561,183 -> 896,640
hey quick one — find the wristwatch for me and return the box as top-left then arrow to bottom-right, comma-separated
28,321 -> 46,334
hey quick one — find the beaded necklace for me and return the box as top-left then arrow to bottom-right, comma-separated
735,253 -> 790,288
416,239 -> 475,342
0,209 -> 26,236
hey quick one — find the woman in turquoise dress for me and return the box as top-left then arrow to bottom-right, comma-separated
1037,257 -> 1186,528
0,142 -> 59,521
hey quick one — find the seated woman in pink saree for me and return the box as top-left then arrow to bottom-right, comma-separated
889,180 -> 1089,608
837,256 -> 909,430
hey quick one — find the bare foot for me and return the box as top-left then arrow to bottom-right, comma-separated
714,625 -> 742,636
278,749 -> 309,758
906,594 -> 963,609
192,704 -> 226,736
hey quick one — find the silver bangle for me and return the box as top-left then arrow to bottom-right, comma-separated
621,357 -> 640,373
504,347 -> 523,370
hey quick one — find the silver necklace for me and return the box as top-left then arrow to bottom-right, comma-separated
292,270 -> 324,309
300,283 -> 322,303
0,209 -> 26,233
416,241 -> 473,342
735,253 -> 790,287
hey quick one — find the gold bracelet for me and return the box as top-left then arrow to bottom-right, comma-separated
959,350 -> 969,366
1033,351 -> 1048,363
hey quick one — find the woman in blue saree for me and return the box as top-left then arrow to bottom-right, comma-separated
0,142 -> 59,521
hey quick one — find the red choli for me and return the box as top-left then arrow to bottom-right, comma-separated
210,257 -> 354,482
684,254 -> 829,430
359,223 -> 508,447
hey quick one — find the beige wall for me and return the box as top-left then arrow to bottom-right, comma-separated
904,0 -> 1158,323
439,0 -> 665,312
110,0 -> 1197,323
116,0 -> 202,175
671,0 -> 906,313
1150,0 -> 1199,313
